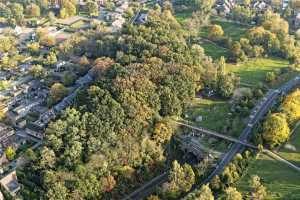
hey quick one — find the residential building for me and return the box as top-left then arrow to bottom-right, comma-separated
0,171 -> 20,197
0,123 -> 15,150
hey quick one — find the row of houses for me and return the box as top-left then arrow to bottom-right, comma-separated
216,0 -> 290,15
49,0 -> 105,8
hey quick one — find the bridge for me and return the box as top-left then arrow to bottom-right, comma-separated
121,76 -> 300,200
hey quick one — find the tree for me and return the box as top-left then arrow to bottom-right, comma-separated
210,175 -> 221,191
87,1 -> 98,17
29,65 -> 45,78
27,42 -> 40,55
262,11 -> 289,35
26,4 -> 40,17
209,25 -> 224,40
39,147 -> 56,169
0,36 -> 15,53
280,90 -> 300,124
242,0 -> 251,6
63,72 -> 77,86
230,41 -> 246,62
224,187 -> 242,200
60,1 -> 76,18
79,56 -> 90,66
184,184 -> 214,200
47,83 -> 68,105
159,87 -> 182,116
48,11 -> 56,24
46,182 -> 68,200
265,71 -> 276,83
262,113 -> 290,148
60,8 -> 67,19
147,195 -> 160,200
40,35 -> 56,47
249,175 -> 267,200
5,146 -> 16,161
45,52 -> 57,66
10,3 -> 24,24
101,175 -> 116,192
152,121 -> 173,144
165,161 -> 195,196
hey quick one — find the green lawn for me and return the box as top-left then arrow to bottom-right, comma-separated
227,58 -> 290,85
184,98 -> 236,152
211,19 -> 249,41
175,11 -> 193,24
199,40 -> 230,60
237,125 -> 300,199
199,18 -> 249,41
184,98 -> 231,132
236,153 -> 300,200
278,125 -> 300,167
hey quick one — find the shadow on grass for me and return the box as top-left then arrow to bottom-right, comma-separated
237,154 -> 300,200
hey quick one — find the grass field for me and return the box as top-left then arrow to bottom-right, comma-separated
227,58 -> 290,85
199,18 -> 249,41
236,153 -> 300,200
211,18 -> 250,41
185,98 -> 231,132
184,98 -> 236,152
175,11 -> 193,24
199,40 -> 230,59
278,125 -> 300,167
237,124 -> 300,199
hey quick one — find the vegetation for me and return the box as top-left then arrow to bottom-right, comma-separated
227,58 -> 290,85
262,113 -> 290,148
19,8 -> 210,199
5,146 -> 16,161
237,154 -> 300,199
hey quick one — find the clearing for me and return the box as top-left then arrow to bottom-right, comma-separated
199,40 -> 230,60
199,18 -> 249,41
184,98 -> 231,133
227,58 -> 290,86
211,17 -> 250,41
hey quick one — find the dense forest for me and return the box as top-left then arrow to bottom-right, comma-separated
18,7 -> 211,199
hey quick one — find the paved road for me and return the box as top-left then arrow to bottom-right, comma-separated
122,172 -> 169,200
122,76 -> 300,200
202,76 -> 300,183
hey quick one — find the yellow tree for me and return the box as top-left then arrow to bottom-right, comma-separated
280,89 -> 300,124
262,113 -> 290,148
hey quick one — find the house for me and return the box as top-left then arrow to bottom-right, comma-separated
253,1 -> 268,11
7,100 -> 42,127
282,0 -> 289,9
135,12 -> 148,24
294,13 -> 300,29
0,171 -> 20,196
112,17 -> 126,31
25,123 -> 44,140
216,0 -> 237,15
0,123 -> 15,150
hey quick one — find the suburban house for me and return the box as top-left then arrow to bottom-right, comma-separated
0,171 -> 20,197
0,123 -> 15,150
294,12 -> 300,29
